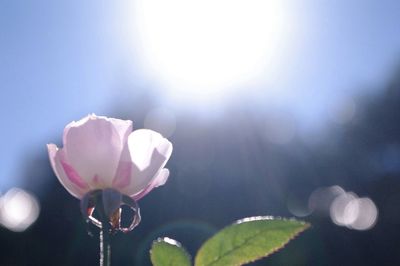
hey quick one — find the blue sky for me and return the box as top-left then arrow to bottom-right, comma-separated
1,0 -> 400,190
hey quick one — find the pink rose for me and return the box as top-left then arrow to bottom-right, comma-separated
47,114 -> 172,201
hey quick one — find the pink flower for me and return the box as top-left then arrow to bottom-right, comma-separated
47,114 -> 173,200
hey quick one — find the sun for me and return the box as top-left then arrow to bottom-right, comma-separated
132,0 -> 290,102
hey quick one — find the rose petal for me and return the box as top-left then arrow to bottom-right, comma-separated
130,129 -> 173,169
49,115 -> 172,201
122,148 -> 167,195
132,168 -> 170,200
153,168 -> 170,187
107,116 -> 133,145
118,129 -> 172,196
63,115 -> 125,187
47,144 -> 88,198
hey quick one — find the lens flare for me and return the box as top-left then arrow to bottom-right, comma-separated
330,192 -> 359,226
330,192 -> 378,230
0,188 -> 40,232
347,197 -> 378,230
308,185 -> 345,214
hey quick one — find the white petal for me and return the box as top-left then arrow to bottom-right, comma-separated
128,129 -> 172,170
105,116 -> 133,144
153,168 -> 170,187
62,115 -> 125,187
47,144 -> 87,198
118,129 -> 172,196
131,168 -> 170,200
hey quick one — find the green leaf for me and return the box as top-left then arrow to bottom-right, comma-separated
194,216 -> 310,266
150,237 -> 192,266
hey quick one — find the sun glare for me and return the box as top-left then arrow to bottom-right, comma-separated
133,0 -> 290,102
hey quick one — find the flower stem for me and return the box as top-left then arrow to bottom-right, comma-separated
100,225 -> 111,266
98,195 -> 112,266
